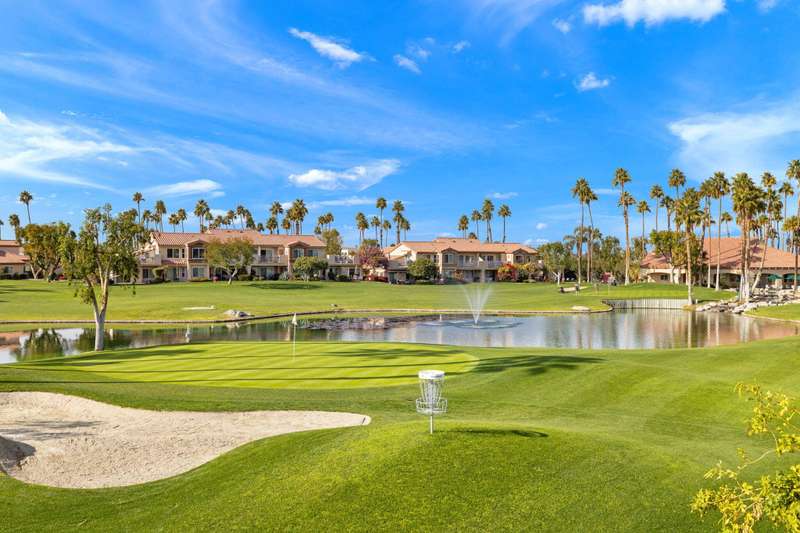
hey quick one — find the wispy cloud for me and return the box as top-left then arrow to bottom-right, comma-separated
491,191 -> 518,199
288,159 -> 401,191
594,188 -> 618,196
757,0 -> 778,11
576,72 -> 611,91
552,18 -> 572,33
667,95 -> 800,178
288,28 -> 370,68
0,109 -> 131,189
307,196 -> 377,209
393,54 -> 421,74
463,0 -> 565,44
145,179 -> 224,198
535,222 -> 548,230
583,0 -> 726,27
406,42 -> 432,60
452,40 -> 471,53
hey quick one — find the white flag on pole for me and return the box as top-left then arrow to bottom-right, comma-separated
291,313 -> 298,326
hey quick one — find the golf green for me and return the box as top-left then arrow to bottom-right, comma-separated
26,342 -> 478,389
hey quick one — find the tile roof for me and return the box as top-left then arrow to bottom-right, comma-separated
151,230 -> 325,248
641,237 -> 797,270
387,237 -> 536,255
0,241 -> 27,264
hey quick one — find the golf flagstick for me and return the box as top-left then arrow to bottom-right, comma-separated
291,313 -> 297,360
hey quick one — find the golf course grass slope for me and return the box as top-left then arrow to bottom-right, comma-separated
3,337 -> 800,531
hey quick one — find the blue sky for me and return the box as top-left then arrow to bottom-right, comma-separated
1,0 -> 799,245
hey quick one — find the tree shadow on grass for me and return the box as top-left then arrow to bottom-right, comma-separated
245,282 -> 321,291
445,427 -> 548,438
475,354 -> 603,376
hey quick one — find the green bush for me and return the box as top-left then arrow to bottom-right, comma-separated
336,274 -> 351,282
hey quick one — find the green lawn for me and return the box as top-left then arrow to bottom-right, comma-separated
0,280 -> 728,322
3,338 -> 799,531
749,303 -> 800,322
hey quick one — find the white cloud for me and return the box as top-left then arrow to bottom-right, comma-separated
552,18 -> 572,33
491,191 -> 518,199
145,179 -> 224,198
535,222 -> 548,230
288,28 -> 369,68
667,97 -> 800,178
0,109 -> 131,189
406,42 -> 431,60
576,72 -> 611,91
308,196 -> 376,209
393,54 -> 421,74
464,0 -> 566,44
757,0 -> 777,10
288,159 -> 401,191
452,40 -> 471,53
594,188 -> 618,196
583,0 -> 726,27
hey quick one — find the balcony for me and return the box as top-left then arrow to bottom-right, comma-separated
480,260 -> 505,269
138,253 -> 162,266
254,255 -> 288,265
328,255 -> 355,265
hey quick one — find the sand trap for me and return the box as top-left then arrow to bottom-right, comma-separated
0,392 -> 369,489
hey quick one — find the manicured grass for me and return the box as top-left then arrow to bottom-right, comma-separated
20,342 -> 478,389
3,337 -> 799,531
749,303 -> 800,322
0,280 -> 728,322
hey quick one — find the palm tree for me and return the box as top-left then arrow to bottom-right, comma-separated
784,216 -> 800,294
585,186 -> 598,281
779,181 -> 794,249
235,205 -> 246,229
498,204 -> 511,243
470,210 -> 482,241
708,171 -> 730,290
168,213 -> 180,232
481,199 -> 494,242
721,211 -> 733,237
649,185 -> 664,231
141,209 -> 152,230
571,178 -> 590,284
392,200 -> 405,244
266,216 -> 278,234
270,201 -> 284,219
612,168 -> 633,285
289,199 -> 308,234
751,172 -> 779,289
376,197 -> 387,247
176,208 -> 187,232
662,196 -> 674,231
458,215 -> 469,238
674,188 -> 704,304
154,200 -> 167,232
355,212 -> 369,244
281,217 -> 292,234
401,217 -> 410,240
132,192 -> 144,222
0,219 -> 4,239
731,173 -> 765,303
370,216 -> 380,241
788,160 -> 800,216
8,214 -> 19,241
668,168 -> 686,198
382,220 -> 392,245
18,190 -> 33,225
194,199 -> 209,232
636,200 -> 650,253
699,178 -> 714,288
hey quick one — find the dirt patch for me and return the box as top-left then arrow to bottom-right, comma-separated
0,392 -> 369,489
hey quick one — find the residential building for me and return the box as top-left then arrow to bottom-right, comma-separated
0,240 -> 29,277
640,237 -> 799,288
383,237 -> 538,282
136,229 -> 333,282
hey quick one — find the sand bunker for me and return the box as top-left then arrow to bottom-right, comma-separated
0,392 -> 369,489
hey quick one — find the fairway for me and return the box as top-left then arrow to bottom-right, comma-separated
25,342 -> 478,389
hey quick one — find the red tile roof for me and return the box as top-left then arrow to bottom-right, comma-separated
0,241 -> 28,264
642,237 -> 797,270
151,230 -> 325,248
387,237 -> 536,255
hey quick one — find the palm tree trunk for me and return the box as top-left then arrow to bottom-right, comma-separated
25,204 -> 31,225
654,205 -> 659,232
503,217 -> 507,243
624,210 -> 630,285
715,197 -> 722,290
577,204 -> 584,285
685,231 -> 693,304
587,203 -> 594,283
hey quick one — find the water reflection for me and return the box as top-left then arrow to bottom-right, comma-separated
1,309 -> 798,363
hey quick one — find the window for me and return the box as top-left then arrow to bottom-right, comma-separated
293,248 -> 304,258
166,247 -> 184,259
515,255 -> 523,263
191,247 -> 205,259
444,253 -> 453,264
142,268 -> 152,280
192,267 -> 205,278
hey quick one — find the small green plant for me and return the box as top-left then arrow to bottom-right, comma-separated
692,383 -> 800,532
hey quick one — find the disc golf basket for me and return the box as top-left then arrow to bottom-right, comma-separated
416,370 -> 447,434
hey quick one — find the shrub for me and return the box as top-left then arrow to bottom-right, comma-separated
336,274 -> 351,282
407,257 -> 438,281
497,263 -> 518,282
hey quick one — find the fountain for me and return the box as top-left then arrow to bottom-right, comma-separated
462,284 -> 492,325
421,284 -> 519,330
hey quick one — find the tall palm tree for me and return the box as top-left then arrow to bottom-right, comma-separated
470,210 -> 482,241
458,215 -> 469,238
699,178 -> 714,288
731,173 -> 765,303
132,192 -> 144,223
141,209 -> 152,230
401,217 -> 410,240
235,205 -> 247,229
751,172 -> 779,289
649,185 -> 664,232
721,212 -> 733,237
168,213 -> 180,232
8,214 -> 20,241
585,186 -> 598,282
18,190 -> 33,225
281,217 -> 292,234
612,168 -> 633,285
289,199 -> 308,234
668,168 -> 686,199
788,160 -> 800,216
779,181 -> 794,249
708,171 -> 730,291
0,219 -> 4,239
636,200 -> 651,254
193,199 -> 209,232
498,204 -> 511,243
370,216 -> 380,242
355,212 -> 368,244
784,215 -> 800,294
392,200 -> 405,245
376,197 -> 387,247
571,178 -> 589,284
154,200 -> 167,232
382,220 -> 392,245
266,216 -> 278,234
270,201 -> 284,219
481,199 -> 494,242
662,196 -> 674,231
674,188 -> 704,304
176,208 -> 187,232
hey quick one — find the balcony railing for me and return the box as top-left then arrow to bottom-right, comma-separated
481,260 -> 505,269
328,255 -> 355,265
254,255 -> 288,265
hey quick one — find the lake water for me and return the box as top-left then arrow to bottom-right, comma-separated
2,309 -> 798,364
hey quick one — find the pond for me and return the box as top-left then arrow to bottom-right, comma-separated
2,309 -> 799,364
